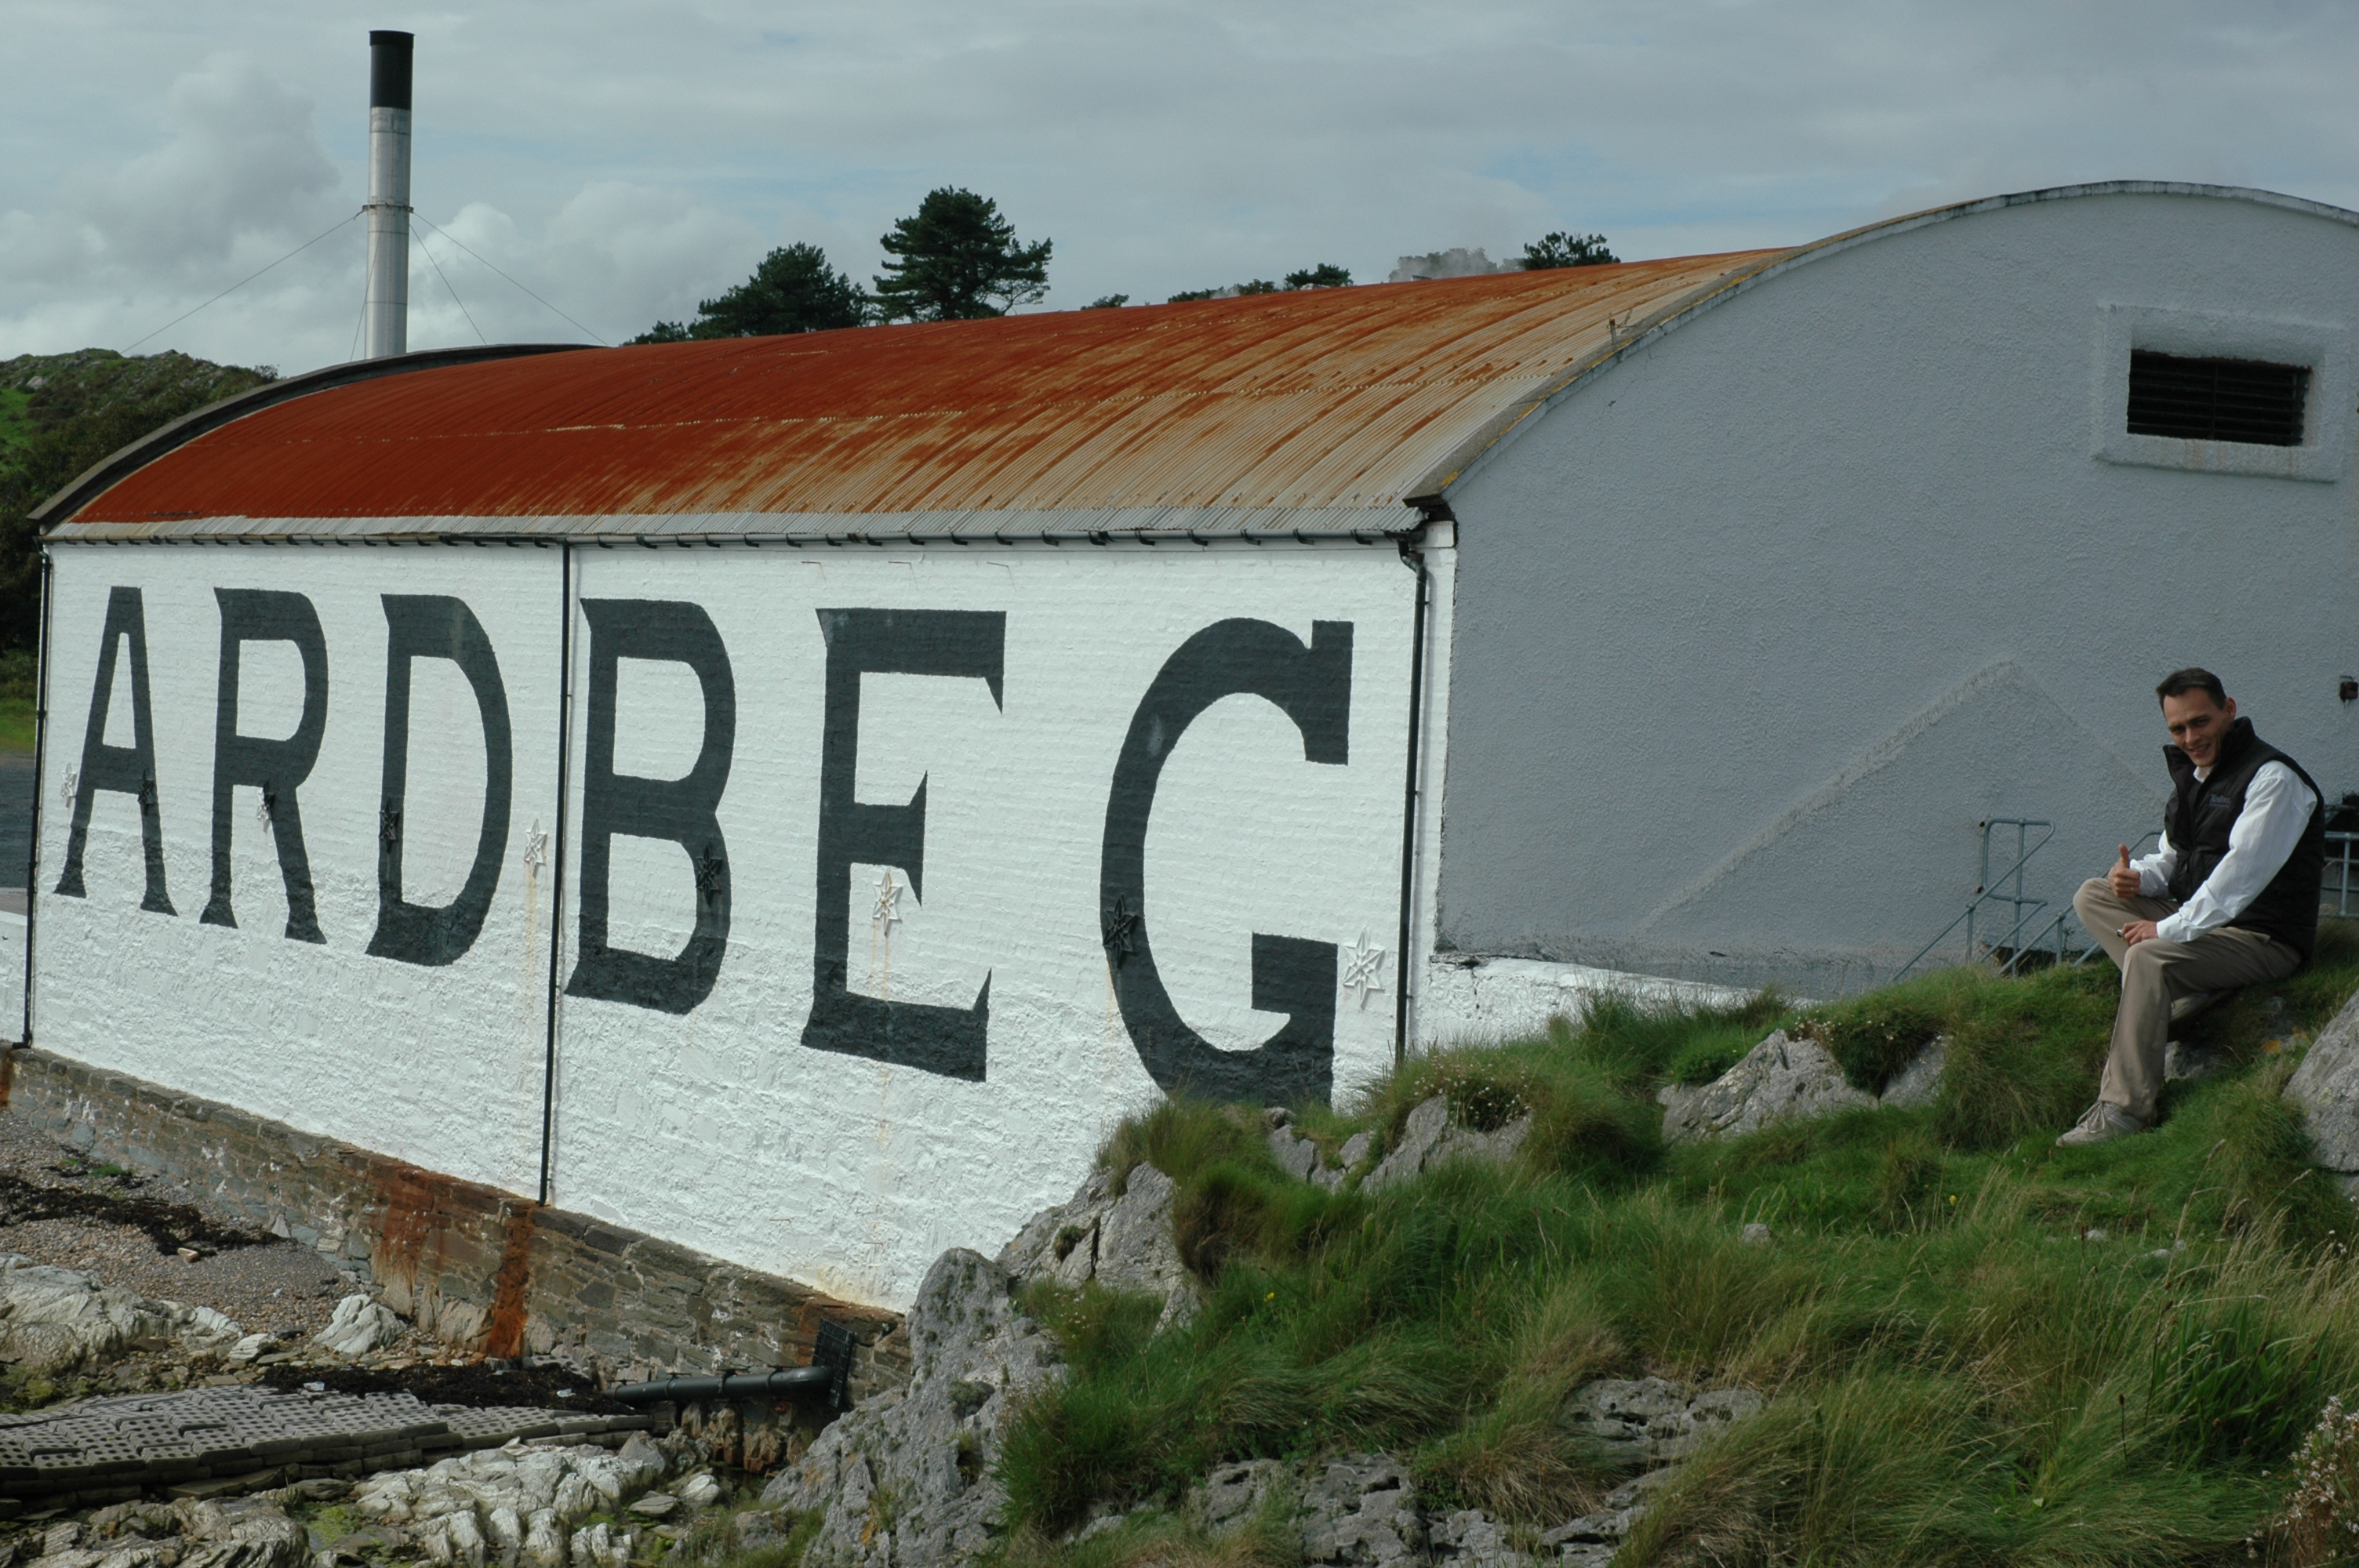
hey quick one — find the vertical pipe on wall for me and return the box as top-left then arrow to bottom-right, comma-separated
362,31 -> 414,361
20,551 -> 51,1048
1393,531 -> 1432,1068
537,543 -> 573,1207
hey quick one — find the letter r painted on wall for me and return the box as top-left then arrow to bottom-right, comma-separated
1100,619 -> 1353,1105
802,608 -> 1005,1082
201,589 -> 330,942
55,586 -> 174,913
565,598 -> 736,1015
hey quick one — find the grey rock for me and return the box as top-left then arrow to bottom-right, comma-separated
2165,1041 -> 2227,1084
1740,1222 -> 1773,1247
627,1495 -> 678,1518
1877,1038 -> 1946,1107
1299,1456 -> 1424,1566
1270,1126 -> 1321,1182
1096,1166 -> 1195,1327
997,1164 -> 1197,1325
312,1294 -> 405,1359
1565,1377 -> 1764,1468
1361,1098 -> 1531,1195
2286,988 -> 2359,1172
1197,1458 -> 1291,1533
1430,1508 -> 1531,1568
0,1255 -> 242,1375
1659,1032 -> 1874,1145
761,1249 -> 1065,1568
349,1441 -> 656,1566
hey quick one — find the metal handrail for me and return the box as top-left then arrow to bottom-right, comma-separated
1893,819 -> 2053,982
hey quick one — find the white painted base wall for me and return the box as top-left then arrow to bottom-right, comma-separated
37,541 -> 1417,1308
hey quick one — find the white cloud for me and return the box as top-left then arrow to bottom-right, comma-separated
2,1 -> 2354,369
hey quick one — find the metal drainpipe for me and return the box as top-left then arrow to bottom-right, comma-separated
537,542 -> 573,1207
20,550 -> 52,1049
1392,525 -> 1434,1068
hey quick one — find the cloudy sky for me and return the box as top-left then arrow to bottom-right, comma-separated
2,1 -> 2354,374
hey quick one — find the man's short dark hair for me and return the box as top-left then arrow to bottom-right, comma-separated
2156,667 -> 2229,706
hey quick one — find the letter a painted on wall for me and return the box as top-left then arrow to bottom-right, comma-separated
802,608 -> 1005,1081
565,599 -> 736,1014
55,586 -> 174,913
367,595 -> 514,966
1100,619 -> 1351,1104
201,589 -> 330,942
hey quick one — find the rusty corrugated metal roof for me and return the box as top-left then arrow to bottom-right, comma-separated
56,252 -> 1776,535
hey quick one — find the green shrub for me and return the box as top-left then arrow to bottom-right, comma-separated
1808,998 -> 1943,1094
1665,1022 -> 1764,1086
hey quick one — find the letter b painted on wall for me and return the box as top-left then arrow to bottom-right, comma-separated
565,598 -> 736,1014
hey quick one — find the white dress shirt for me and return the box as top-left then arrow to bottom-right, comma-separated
2129,760 -> 2317,943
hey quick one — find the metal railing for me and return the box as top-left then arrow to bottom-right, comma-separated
1893,819 -> 2053,982
2327,831 -> 2359,918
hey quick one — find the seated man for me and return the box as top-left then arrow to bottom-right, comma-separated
2060,667 -> 2325,1147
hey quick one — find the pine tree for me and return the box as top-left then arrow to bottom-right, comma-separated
873,189 -> 1052,321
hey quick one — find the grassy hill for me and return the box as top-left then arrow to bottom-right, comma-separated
0,349 -> 276,748
991,939 -> 2359,1568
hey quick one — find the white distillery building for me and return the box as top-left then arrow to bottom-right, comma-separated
16,181 -> 2358,1307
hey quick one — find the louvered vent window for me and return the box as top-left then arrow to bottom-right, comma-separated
2127,350 -> 2310,446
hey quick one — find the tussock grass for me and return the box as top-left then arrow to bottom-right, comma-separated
999,933 -> 2359,1565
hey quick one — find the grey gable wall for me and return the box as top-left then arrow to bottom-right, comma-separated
1434,189 -> 2359,997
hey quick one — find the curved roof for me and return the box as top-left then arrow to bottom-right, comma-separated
47,181 -> 2357,545
49,251 -> 1772,542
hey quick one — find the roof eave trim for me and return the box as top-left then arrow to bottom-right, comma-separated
28,343 -> 598,528
1405,179 -> 2359,503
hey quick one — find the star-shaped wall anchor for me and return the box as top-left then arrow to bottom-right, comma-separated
1339,930 -> 1388,1010
522,820 -> 548,873
872,868 -> 903,933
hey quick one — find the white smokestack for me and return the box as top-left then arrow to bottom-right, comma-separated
362,30 -> 413,360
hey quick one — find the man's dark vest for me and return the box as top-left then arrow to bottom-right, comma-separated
2162,717 -> 2326,959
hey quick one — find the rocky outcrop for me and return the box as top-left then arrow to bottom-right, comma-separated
349,1432 -> 676,1567
997,1163 -> 1198,1327
16,1494 -> 311,1568
1565,1377 -> 1765,1467
1181,1377 -> 1764,1568
1659,1031 -> 1946,1145
1268,1113 -> 1376,1192
314,1292 -> 408,1358
2285,989 -> 2359,1190
1299,1456 -> 1427,1566
1361,1098 -> 1530,1193
756,1250 -> 1065,1568
0,1254 -> 242,1375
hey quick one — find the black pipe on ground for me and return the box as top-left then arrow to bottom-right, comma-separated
605,1367 -> 831,1405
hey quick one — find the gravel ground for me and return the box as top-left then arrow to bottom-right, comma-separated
0,1107 -> 360,1340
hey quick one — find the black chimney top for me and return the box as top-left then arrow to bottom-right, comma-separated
369,31 -> 414,111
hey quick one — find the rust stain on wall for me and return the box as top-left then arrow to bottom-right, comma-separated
482,1202 -> 539,1359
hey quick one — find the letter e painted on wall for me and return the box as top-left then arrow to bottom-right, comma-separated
802,608 -> 1005,1082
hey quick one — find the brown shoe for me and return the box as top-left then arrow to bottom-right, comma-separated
2056,1102 -> 2147,1148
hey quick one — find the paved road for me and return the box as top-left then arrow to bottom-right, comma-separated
0,753 -> 30,893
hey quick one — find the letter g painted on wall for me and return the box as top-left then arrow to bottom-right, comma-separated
565,599 -> 736,1014
1100,619 -> 1352,1105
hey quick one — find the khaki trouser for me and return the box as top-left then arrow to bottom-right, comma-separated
2070,877 -> 2299,1122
